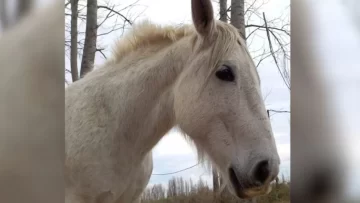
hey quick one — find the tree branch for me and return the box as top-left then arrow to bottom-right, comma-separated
96,48 -> 107,59
97,25 -> 125,37
246,26 -> 261,39
97,5 -> 116,28
65,1 -> 71,8
268,109 -> 290,113
98,5 -> 132,25
246,24 -> 290,36
263,12 -> 290,90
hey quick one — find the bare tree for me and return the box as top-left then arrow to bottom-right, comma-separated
80,0 -> 98,78
167,177 -> 177,197
231,0 -> 246,39
64,0 -> 143,83
70,0 -> 79,81
151,184 -> 165,200
262,12 -> 290,89
219,0 -> 228,22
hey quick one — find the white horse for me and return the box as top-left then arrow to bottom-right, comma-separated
117,152 -> 152,203
65,0 -> 280,202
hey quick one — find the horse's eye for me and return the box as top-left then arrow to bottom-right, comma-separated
216,65 -> 235,82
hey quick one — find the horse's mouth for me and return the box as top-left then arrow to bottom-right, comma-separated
229,167 -> 246,198
228,167 -> 272,199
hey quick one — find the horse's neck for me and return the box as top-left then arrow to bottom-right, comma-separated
110,37 -> 193,161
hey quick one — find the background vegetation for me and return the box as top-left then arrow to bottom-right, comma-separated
141,175 -> 290,203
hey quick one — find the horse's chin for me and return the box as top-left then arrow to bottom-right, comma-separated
245,184 -> 272,197
231,184 -> 273,199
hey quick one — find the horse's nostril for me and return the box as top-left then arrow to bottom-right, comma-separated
253,160 -> 270,184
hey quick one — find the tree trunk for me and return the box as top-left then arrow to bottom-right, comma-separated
230,0 -> 245,40
80,0 -> 97,78
219,0 -> 227,23
70,0 -> 79,82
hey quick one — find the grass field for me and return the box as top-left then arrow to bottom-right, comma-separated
141,176 -> 290,203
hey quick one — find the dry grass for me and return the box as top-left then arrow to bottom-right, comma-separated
141,176 -> 290,203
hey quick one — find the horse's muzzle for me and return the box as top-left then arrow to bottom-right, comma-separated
228,159 -> 279,199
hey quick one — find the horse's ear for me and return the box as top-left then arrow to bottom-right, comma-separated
191,0 -> 215,38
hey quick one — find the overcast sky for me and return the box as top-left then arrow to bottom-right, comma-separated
62,0 -> 360,199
